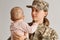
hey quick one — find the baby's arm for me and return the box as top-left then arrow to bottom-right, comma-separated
26,22 -> 39,33
10,22 -> 27,40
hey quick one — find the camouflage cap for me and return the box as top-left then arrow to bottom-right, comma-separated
26,0 -> 49,11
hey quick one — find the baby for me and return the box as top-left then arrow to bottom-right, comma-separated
10,7 -> 39,40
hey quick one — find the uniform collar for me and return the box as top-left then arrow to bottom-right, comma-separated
38,23 -> 44,28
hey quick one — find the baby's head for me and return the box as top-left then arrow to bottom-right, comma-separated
10,7 -> 24,21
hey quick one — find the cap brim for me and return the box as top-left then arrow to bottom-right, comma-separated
26,5 -> 39,10
26,5 -> 33,8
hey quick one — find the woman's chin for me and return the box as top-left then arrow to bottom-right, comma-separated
33,19 -> 38,21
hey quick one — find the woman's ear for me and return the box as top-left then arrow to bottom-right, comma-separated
44,12 -> 48,17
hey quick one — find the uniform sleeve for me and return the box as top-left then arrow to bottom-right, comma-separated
50,30 -> 58,40
26,23 -> 38,33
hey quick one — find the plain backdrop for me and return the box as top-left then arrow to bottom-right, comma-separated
0,0 -> 60,40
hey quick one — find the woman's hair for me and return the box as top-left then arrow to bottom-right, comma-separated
43,8 -> 50,26
43,17 -> 49,26
10,7 -> 23,21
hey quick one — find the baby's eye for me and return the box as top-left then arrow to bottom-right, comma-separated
15,13 -> 18,16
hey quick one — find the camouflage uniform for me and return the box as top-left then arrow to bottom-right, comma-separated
28,22 -> 58,40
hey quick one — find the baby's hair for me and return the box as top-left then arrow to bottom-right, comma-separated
10,7 -> 24,21
10,7 -> 23,14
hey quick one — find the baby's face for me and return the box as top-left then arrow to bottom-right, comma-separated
12,8 -> 24,21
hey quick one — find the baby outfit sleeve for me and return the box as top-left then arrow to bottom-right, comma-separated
26,23 -> 38,33
10,22 -> 24,37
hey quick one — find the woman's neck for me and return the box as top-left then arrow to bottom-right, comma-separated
39,19 -> 43,24
33,18 -> 43,24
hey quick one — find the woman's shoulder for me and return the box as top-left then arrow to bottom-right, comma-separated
47,26 -> 58,37
45,26 -> 56,33
48,27 -> 58,39
47,26 -> 56,32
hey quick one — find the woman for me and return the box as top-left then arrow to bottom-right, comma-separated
26,0 -> 58,40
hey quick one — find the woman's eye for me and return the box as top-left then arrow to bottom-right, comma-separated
36,10 -> 38,12
36,9 -> 39,12
32,8 -> 39,12
32,9 -> 34,12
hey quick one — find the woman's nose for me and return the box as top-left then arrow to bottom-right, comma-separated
32,12 -> 36,16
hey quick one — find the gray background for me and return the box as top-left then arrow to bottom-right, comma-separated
0,0 -> 60,40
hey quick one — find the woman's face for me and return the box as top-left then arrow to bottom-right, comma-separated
31,7 -> 47,22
